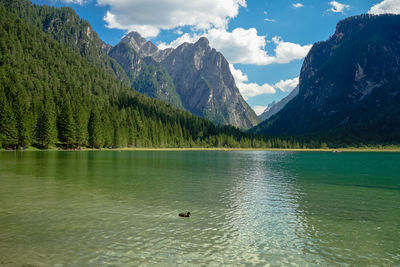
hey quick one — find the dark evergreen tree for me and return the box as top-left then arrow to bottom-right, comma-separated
36,103 -> 56,148
0,89 -> 18,148
88,108 -> 103,148
57,99 -> 76,148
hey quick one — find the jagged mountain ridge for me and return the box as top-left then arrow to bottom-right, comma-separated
0,1 -> 259,149
162,37 -> 259,128
113,32 -> 260,129
252,14 -> 400,143
4,0 -> 258,129
108,41 -> 183,109
0,0 -> 131,86
120,32 -> 173,62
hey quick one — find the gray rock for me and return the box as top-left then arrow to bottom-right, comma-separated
160,37 -> 259,129
111,32 -> 259,129
252,14 -> 400,142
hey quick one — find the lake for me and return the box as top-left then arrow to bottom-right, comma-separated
0,151 -> 399,266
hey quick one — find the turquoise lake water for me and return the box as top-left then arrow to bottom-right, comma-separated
0,151 -> 399,266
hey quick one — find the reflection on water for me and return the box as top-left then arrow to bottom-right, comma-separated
0,151 -> 399,266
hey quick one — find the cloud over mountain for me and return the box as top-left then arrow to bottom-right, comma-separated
368,0 -> 400,15
97,0 -> 246,37
159,28 -> 311,66
274,77 -> 299,92
230,64 -> 299,100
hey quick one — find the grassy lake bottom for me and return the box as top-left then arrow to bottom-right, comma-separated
0,151 -> 399,266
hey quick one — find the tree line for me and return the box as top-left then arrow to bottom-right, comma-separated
0,3 -> 344,150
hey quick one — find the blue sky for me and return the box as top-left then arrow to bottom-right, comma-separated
32,0 -> 397,114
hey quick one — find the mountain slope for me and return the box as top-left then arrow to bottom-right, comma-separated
259,86 -> 299,122
110,32 -> 260,129
1,0 -> 131,86
161,37 -> 259,129
108,37 -> 183,109
0,3 -> 255,149
252,14 -> 400,143
119,32 -> 173,61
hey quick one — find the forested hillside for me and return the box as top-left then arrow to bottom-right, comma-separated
0,4 -> 255,149
0,0 -> 131,85
252,14 -> 400,145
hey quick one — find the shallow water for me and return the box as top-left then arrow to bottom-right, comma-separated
0,151 -> 399,266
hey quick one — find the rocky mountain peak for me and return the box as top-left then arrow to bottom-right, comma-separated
110,30 -> 259,128
194,37 -> 210,49
121,31 -> 172,61
160,36 -> 259,128
122,31 -> 147,51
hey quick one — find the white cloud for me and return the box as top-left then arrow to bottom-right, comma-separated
264,18 -> 276,22
238,83 -> 277,100
252,106 -> 268,115
229,63 -> 248,84
292,3 -> 304,8
271,37 -> 312,64
97,0 -> 247,38
369,0 -> 400,15
207,28 -> 272,65
328,1 -> 350,13
159,28 -> 312,66
274,77 -> 299,92
229,65 -> 299,100
158,32 -> 200,50
229,64 -> 275,100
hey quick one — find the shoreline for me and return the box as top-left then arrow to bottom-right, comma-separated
2,147 -> 400,152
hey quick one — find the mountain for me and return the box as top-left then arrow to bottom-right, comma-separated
0,1 -> 263,149
119,32 -> 173,61
259,86 -> 299,121
4,0 -> 257,129
252,14 -> 400,144
0,0 -> 131,86
160,37 -> 259,129
110,32 -> 260,129
108,40 -> 183,109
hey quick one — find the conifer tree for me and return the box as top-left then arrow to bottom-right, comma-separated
57,99 -> 75,148
88,108 -> 103,148
36,104 -> 56,149
0,89 -> 18,148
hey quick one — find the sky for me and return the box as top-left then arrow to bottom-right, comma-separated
32,0 -> 400,115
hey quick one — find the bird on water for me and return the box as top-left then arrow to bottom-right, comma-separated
179,212 -> 190,217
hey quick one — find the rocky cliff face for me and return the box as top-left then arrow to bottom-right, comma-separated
110,32 -> 259,129
160,37 -> 259,128
120,32 -> 173,62
252,14 -> 400,142
108,34 -> 183,109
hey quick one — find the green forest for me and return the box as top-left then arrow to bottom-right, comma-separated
1,0 -> 395,150
0,3 -> 323,150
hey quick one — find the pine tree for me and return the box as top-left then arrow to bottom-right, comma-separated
73,103 -> 88,147
36,98 -> 57,149
88,107 -> 103,148
57,99 -> 75,148
0,90 -> 18,148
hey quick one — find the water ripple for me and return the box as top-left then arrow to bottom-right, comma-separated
0,151 -> 399,266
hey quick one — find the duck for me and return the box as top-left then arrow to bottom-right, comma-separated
179,212 -> 190,217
